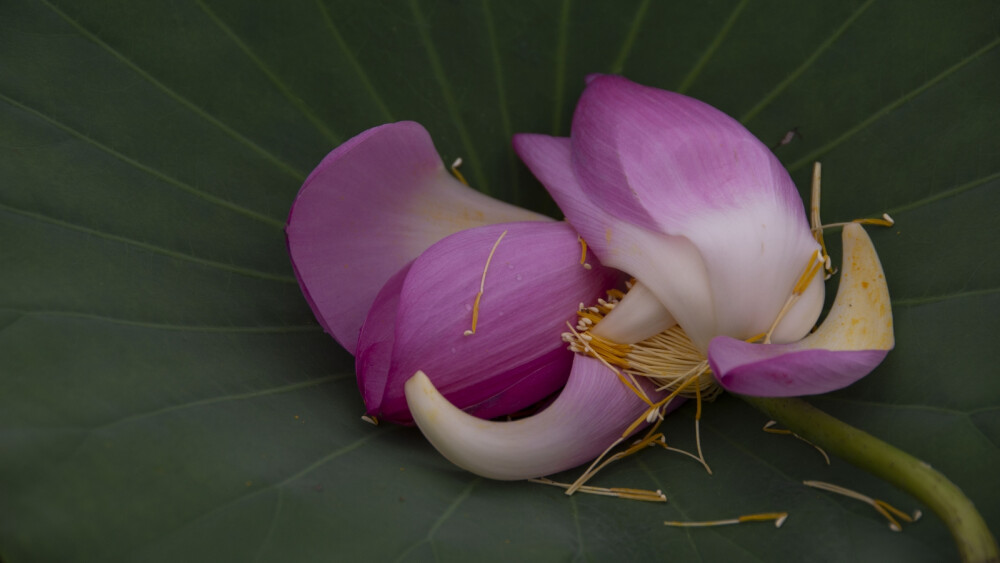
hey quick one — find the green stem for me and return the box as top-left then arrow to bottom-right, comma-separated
740,395 -> 998,563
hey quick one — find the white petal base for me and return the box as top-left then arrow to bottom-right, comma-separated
405,356 -> 662,480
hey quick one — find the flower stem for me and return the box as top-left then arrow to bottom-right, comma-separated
739,395 -> 998,563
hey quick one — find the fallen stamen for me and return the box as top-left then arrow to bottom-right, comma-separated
804,480 -> 920,531
762,421 -> 831,465
464,230 -> 507,336
665,512 -> 788,528
531,477 -> 667,502
692,383 -> 712,474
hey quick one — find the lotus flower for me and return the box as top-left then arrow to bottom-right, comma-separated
403,75 -> 894,480
286,122 -> 621,424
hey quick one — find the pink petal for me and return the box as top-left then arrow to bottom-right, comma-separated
355,262 -> 411,413
516,78 -> 823,349
287,121 -> 549,354
512,133 -> 722,350
405,355 -> 676,480
361,221 -> 621,424
709,224 -> 894,396
570,75 -> 805,235
708,340 -> 888,397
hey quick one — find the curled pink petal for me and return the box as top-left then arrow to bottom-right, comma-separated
287,121 -> 549,353
709,224 -> 894,396
708,341 -> 888,397
363,221 -> 620,424
405,355 -> 675,480
517,77 -> 823,349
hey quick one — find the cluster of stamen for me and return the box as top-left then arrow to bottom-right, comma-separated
553,285 -> 717,498
561,287 -> 722,402
441,157 -> 908,531
536,161 -> 905,530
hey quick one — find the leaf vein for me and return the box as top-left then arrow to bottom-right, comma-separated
636,459 -> 705,563
315,0 -> 395,122
0,202 -> 296,283
481,0 -> 520,200
886,170 -> 1000,216
788,35 -> 1000,172
892,287 -> 1000,308
196,0 -> 342,144
408,0 -> 489,194
127,429 -> 390,559
551,0 -> 572,135
739,0 -> 876,123
0,92 -> 285,228
0,308 -> 320,333
676,0 -> 748,94
38,0 -> 307,181
610,0 -> 651,75
394,477 -> 481,563
252,488 -> 284,563
84,375 -> 348,433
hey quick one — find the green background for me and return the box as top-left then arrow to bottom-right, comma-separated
2,0 -> 998,561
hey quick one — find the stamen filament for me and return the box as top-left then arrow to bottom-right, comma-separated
764,249 -> 824,344
530,477 -> 667,502
578,236 -> 592,269
763,421 -> 830,465
665,512 -> 788,528
463,230 -> 507,336
450,157 -> 469,186
821,214 -> 896,230
809,161 -> 837,280
804,480 -> 920,531
564,322 -> 653,406
692,383 -> 712,474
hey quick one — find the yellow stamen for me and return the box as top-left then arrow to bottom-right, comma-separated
665,512 -> 788,528
578,236 -> 592,269
803,480 -> 921,532
450,157 -> 469,186
821,214 -> 896,230
810,161 -> 895,279
464,230 -> 507,336
530,477 -> 666,502
764,249 -> 824,343
810,162 -> 834,279
762,421 -> 831,465
692,382 -> 711,474
564,296 -> 721,401
652,435 -> 711,472
739,512 -> 790,526
564,322 -> 653,407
